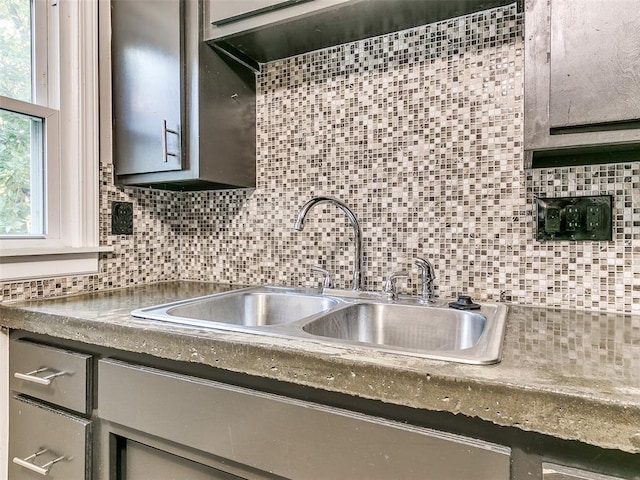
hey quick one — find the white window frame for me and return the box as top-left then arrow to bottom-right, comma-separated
0,0 -> 108,281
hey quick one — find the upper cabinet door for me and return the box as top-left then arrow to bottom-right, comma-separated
111,0 -> 183,176
549,0 -> 640,129
524,0 -> 640,166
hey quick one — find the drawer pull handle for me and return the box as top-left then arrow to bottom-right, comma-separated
14,367 -> 67,386
13,449 -> 65,476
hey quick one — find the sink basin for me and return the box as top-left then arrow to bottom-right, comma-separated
132,287 -> 340,329
301,301 -> 507,364
132,286 -> 507,364
302,303 -> 484,350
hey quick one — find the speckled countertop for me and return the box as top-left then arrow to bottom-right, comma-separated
1,281 -> 640,454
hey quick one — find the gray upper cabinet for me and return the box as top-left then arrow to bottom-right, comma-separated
525,0 -> 640,166
111,0 -> 256,190
111,0 -> 183,176
548,1 -> 640,130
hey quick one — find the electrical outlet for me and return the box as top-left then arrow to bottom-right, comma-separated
545,207 -> 561,233
112,201 -> 133,235
536,196 -> 612,241
586,205 -> 602,231
565,206 -> 580,231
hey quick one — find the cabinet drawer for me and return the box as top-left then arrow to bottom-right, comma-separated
10,340 -> 91,414
9,396 -> 91,480
99,359 -> 510,480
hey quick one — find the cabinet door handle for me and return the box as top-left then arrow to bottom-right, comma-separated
13,449 -> 65,476
14,367 -> 67,386
161,119 -> 180,163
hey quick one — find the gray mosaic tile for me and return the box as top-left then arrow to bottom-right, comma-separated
3,4 -> 640,315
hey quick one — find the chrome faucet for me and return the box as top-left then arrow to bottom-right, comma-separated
413,257 -> 436,303
294,196 -> 364,290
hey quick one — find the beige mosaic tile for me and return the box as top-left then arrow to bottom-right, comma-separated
182,4 -> 529,300
3,4 -> 640,315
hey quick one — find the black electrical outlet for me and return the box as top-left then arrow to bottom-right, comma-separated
536,195 -> 612,241
545,207 -> 561,233
112,201 -> 133,235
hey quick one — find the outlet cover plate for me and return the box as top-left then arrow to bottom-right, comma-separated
112,201 -> 133,235
536,195 -> 612,241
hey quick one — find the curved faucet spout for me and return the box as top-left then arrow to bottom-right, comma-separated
294,196 -> 363,290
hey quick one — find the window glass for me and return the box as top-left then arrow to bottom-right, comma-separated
1,0 -> 44,236
0,108 -> 44,235
0,0 -> 32,102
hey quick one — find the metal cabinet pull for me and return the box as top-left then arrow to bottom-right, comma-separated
161,119 -> 180,163
14,367 -> 67,386
13,449 -> 65,476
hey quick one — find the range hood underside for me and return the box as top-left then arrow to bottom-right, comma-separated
208,0 -> 521,71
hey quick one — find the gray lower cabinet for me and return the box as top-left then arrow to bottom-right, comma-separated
8,333 -> 638,479
9,396 -> 91,479
9,339 -> 91,414
97,358 -> 511,480
8,340 -> 93,479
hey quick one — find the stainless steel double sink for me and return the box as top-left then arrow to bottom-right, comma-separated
132,286 -> 508,365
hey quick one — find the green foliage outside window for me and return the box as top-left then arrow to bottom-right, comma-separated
0,0 -> 34,234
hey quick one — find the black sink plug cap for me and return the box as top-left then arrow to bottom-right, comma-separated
449,295 -> 481,310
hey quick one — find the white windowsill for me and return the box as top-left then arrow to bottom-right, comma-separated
0,246 -> 113,257
0,246 -> 113,281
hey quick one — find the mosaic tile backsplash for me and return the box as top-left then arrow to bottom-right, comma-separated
2,4 -> 640,315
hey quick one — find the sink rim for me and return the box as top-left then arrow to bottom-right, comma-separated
131,286 -> 508,365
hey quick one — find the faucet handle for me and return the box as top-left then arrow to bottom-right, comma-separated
413,257 -> 436,303
413,257 -> 434,274
311,265 -> 335,291
382,270 -> 409,300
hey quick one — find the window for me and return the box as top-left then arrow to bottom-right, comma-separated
0,100 -> 56,237
0,0 -> 102,281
